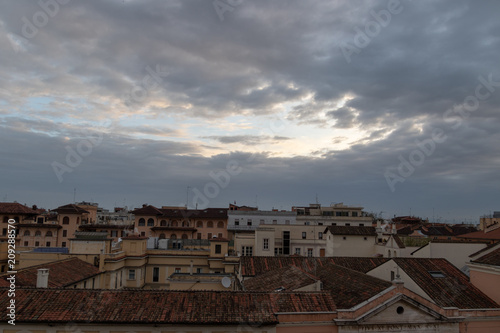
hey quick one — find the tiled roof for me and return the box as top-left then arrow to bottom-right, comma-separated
131,204 -> 164,216
132,205 -> 228,219
471,247 -> 500,266
240,256 -> 389,277
393,258 -> 499,309
325,226 -> 377,236
0,289 -> 335,324
469,242 -> 500,258
421,226 -> 454,237
0,202 -> 38,215
243,263 -> 392,309
393,235 -> 406,248
0,258 -> 100,288
243,265 -> 319,291
314,263 -> 392,309
457,227 -> 500,240
53,204 -> 89,214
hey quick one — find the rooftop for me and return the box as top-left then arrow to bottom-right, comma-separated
0,202 -> 38,215
0,289 -> 335,325
324,226 -> 377,236
0,258 -> 100,288
471,247 -> 500,266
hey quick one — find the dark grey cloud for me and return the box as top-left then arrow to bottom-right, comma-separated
0,0 -> 499,222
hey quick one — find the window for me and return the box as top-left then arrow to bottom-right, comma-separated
35,230 -> 41,237
181,234 -> 188,239
197,233 -> 202,239
207,233 -> 212,239
197,268 -> 202,273
295,248 -> 301,255
359,223 -> 364,226
217,221 -> 224,228
147,218 -> 154,226
111,230 -> 118,237
197,221 -> 203,227
391,271 -> 395,280
241,246 -> 253,256
215,244 -> 222,254
46,241 -> 51,247
263,238 -> 269,250
24,241 -> 28,246
140,231 -> 145,236
37,217 -> 44,224
138,218 -> 145,226
35,241 -> 40,246
63,216 -> 70,224
285,220 -> 290,225
345,223 -> 350,226
128,269 -> 136,280
318,232 -> 323,240
174,267 -> 181,273
429,271 -> 446,278
153,267 -> 159,282
247,219 -> 252,226
331,222 -> 337,226
63,230 -> 67,237
302,232 -> 307,239
274,247 -> 283,256
46,231 -> 53,237
272,220 -> 277,224
207,221 -> 214,228
170,234 -> 177,239
160,220 -> 167,226
218,233 -> 222,238
283,231 -> 290,255
62,242 -> 66,247
352,212 -> 358,217
307,248 -> 313,257
23,230 -> 30,236
234,219 -> 239,226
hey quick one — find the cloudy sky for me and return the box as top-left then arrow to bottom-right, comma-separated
1,0 -> 499,222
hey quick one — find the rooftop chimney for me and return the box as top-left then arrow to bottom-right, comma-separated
36,268 -> 49,288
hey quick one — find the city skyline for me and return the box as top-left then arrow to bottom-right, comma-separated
1,1 -> 499,223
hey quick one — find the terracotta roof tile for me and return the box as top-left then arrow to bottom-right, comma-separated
0,289 -> 335,324
393,258 -> 499,309
0,202 -> 38,215
53,204 -> 89,214
457,228 -> 500,241
0,258 -> 100,288
243,265 -> 319,291
325,226 -> 377,236
472,247 -> 500,266
240,256 -> 389,277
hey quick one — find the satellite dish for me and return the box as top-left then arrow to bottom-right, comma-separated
221,276 -> 231,288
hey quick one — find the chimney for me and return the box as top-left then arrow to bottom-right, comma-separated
36,268 -> 49,288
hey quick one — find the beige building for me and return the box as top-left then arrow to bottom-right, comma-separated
293,202 -> 373,226
468,243 -> 500,304
324,226 -> 379,257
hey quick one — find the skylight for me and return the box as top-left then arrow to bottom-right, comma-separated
428,271 -> 446,278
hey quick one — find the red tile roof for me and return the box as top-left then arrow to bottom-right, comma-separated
325,226 -> 377,236
457,227 -> 500,241
471,247 -> 500,266
314,263 -> 392,309
0,202 -> 38,215
0,289 -> 335,324
243,265 -> 319,292
53,204 -> 89,214
132,205 -> 228,219
240,256 -> 389,277
0,258 -> 100,288
393,258 -> 499,309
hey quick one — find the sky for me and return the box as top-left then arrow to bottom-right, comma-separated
0,0 -> 499,223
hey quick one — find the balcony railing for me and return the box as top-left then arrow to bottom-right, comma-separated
227,225 -> 258,231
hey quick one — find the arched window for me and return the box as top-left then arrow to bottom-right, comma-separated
35,231 -> 42,237
393,251 -> 397,258
46,231 -> 53,237
217,221 -> 224,228
160,220 -> 167,226
197,221 -> 203,228
147,218 -> 154,226
170,234 -> 177,240
388,250 -> 391,258
24,230 -> 30,236
172,221 -> 178,227
63,216 -> 70,224
207,221 -> 214,228
14,216 -> 20,223
159,233 -> 166,239
138,218 -> 145,226
3,216 -> 8,223
182,221 -> 189,227
181,234 -> 188,239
